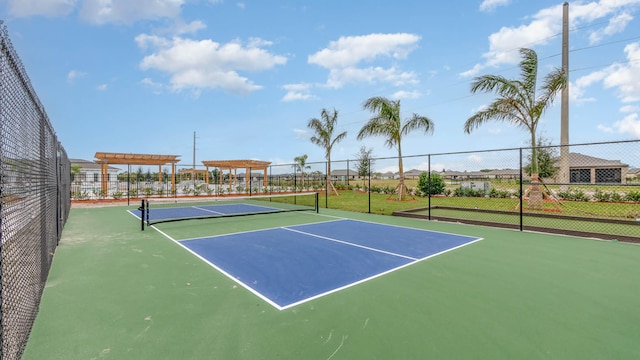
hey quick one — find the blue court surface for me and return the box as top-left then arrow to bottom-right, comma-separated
169,219 -> 482,310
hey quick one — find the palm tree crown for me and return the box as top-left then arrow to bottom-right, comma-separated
464,47 -> 567,174
308,108 -> 347,195
358,96 -> 434,200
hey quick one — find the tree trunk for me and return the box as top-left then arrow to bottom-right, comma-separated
528,173 -> 543,210
397,146 -> 406,201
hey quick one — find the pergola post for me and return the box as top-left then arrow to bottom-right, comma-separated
263,168 -> 268,187
101,162 -> 108,194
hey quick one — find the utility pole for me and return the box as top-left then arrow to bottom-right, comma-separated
560,2 -> 570,190
193,131 -> 196,191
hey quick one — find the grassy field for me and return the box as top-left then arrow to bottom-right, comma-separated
318,189 -> 640,242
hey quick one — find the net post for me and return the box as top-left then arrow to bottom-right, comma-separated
146,199 -> 150,227
139,199 -> 145,231
315,192 -> 319,213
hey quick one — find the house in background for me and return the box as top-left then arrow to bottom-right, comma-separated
70,158 -> 120,184
330,169 -> 357,182
551,153 -> 629,184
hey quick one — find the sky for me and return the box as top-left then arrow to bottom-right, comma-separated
1,0 -> 639,173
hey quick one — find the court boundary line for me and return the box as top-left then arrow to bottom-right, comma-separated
143,212 -> 484,310
280,236 -> 484,310
151,225 -> 284,309
175,217 -> 345,242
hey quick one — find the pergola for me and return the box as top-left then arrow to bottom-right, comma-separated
94,152 -> 181,193
201,160 -> 271,189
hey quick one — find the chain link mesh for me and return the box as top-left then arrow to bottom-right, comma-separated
0,22 -> 70,360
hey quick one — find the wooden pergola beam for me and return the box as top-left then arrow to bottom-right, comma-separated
202,159 -> 271,188
94,152 -> 181,194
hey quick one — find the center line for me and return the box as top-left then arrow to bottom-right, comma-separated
282,227 -> 419,261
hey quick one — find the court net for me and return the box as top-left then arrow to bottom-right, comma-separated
141,192 -> 319,228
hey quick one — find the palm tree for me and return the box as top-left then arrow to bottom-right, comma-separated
293,154 -> 310,188
358,96 -> 434,201
464,48 -> 567,209
308,108 -> 347,196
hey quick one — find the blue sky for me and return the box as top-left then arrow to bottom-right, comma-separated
2,0 -> 640,172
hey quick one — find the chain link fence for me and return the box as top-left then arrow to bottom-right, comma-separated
0,22 -> 71,360
77,139 -> 639,242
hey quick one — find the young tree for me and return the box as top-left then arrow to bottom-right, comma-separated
293,154 -> 310,188
524,138 -> 559,179
417,172 -> 445,196
308,108 -> 347,196
355,146 -> 374,185
464,48 -> 566,209
358,96 -> 434,201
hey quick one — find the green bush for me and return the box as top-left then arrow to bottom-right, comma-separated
417,172 -> 445,196
624,190 -> 640,202
454,187 -> 485,197
557,188 -> 590,202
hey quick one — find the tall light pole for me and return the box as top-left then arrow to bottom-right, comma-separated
560,2 -> 570,190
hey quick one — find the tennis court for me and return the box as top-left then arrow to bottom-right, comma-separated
22,196 -> 640,359
130,200 -> 481,309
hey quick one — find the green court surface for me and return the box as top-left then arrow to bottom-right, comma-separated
22,203 -> 640,359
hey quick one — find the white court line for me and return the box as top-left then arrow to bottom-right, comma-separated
192,206 -> 225,215
150,225 -> 284,310
146,214 -> 484,311
282,227 -> 419,261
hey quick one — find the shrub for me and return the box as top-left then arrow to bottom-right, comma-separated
624,190 -> 640,202
454,187 -> 485,197
557,188 -> 590,202
489,188 -> 512,198
417,172 -> 445,196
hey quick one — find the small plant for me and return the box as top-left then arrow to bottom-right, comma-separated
143,187 -> 154,197
72,191 -> 89,200
489,188 -> 512,198
557,188 -> 590,202
112,191 -> 123,200
624,190 -> 640,202
156,188 -> 164,196
454,187 -> 485,197
417,172 -> 445,196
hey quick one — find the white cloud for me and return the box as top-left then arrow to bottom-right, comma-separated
325,66 -> 418,89
479,0 -> 511,12
96,83 -> 108,91
4,0 -> 77,17
601,42 -> 640,103
597,124 -> 614,133
620,105 -> 640,113
612,113 -> 640,138
80,0 -> 185,24
172,20 -> 207,35
67,70 -> 86,83
309,33 -> 421,88
467,154 -> 483,163
293,128 -> 308,139
462,1 -> 640,76
391,90 -> 422,100
137,35 -> 287,95
281,83 -> 316,102
588,11 -> 633,44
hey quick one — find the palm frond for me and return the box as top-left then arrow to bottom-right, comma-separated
519,48 -> 538,93
402,114 -> 434,136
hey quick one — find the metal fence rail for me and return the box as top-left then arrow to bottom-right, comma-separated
78,140 -> 640,242
0,22 -> 70,360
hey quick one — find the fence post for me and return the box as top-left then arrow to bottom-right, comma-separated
519,148 -> 523,231
428,154 -> 431,220
368,158 -> 371,213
